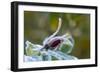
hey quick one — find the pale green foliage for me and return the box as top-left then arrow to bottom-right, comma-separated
24,40 -> 77,62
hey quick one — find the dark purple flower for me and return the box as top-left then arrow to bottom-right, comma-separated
50,39 -> 61,48
43,38 -> 63,50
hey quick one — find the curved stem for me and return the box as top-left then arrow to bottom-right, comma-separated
43,18 -> 62,45
48,18 -> 62,39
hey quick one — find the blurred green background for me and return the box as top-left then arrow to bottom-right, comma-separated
24,11 -> 90,59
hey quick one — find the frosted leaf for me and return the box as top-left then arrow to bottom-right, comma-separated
25,41 -> 42,56
24,55 -> 42,62
48,50 -> 63,60
59,33 -> 74,53
56,51 -> 78,60
42,53 -> 52,61
48,50 -> 77,60
25,41 -> 42,50
24,39 -> 78,61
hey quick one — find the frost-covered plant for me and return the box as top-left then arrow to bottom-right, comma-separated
24,18 -> 78,62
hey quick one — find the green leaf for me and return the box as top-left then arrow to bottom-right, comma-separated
25,41 -> 41,56
60,43 -> 73,54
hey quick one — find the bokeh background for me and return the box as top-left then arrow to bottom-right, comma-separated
24,11 -> 90,59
